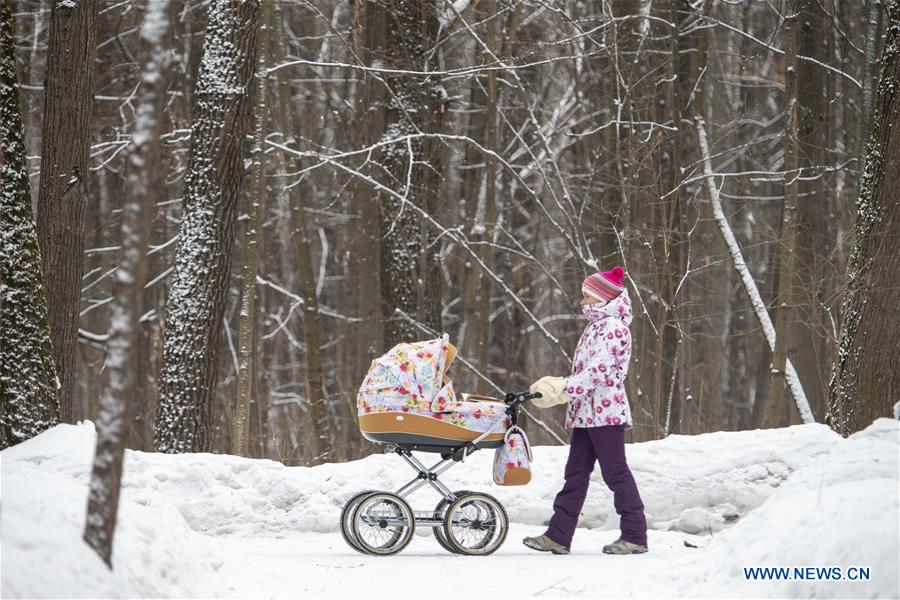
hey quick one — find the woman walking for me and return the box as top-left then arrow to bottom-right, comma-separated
523,266 -> 648,555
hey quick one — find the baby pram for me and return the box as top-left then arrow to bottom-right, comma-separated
341,334 -> 540,556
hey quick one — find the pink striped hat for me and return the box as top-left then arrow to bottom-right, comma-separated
582,266 -> 625,301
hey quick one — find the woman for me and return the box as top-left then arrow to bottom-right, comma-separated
523,266 -> 648,555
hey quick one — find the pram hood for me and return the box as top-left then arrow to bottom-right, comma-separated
359,333 -> 458,411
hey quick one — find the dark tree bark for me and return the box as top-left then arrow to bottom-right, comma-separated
827,1 -> 900,436
458,5 -> 490,393
0,0 -> 60,449
474,0 -> 500,390
678,0 -> 713,434
268,0 -> 330,463
661,0 -> 690,436
373,0 -> 446,348
793,0 -> 831,419
457,0 -> 502,394
765,0 -> 802,428
35,0 -> 99,423
347,0 -> 386,389
233,0 -> 270,458
155,0 -> 261,453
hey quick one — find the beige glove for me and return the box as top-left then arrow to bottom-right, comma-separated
529,376 -> 570,408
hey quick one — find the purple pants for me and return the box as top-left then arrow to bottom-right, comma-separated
545,426 -> 647,548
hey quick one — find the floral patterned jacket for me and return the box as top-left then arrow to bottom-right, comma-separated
564,290 -> 634,429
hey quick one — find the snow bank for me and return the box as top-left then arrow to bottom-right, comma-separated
2,419 -> 842,539
1,439 -> 223,597
2,418 -> 897,599
697,418 -> 900,598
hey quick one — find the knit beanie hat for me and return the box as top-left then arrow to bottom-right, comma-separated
582,266 -> 625,301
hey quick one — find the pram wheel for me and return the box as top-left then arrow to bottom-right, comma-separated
442,492 -> 508,556
433,490 -> 475,553
340,490 -> 378,553
351,492 -> 415,555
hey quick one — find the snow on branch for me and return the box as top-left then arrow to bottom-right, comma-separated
269,142 -> 572,364
706,15 -> 861,89
695,117 -> 814,424
267,131 -> 593,273
266,53 -> 607,81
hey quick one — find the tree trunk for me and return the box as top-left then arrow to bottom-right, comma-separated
678,0 -> 712,434
233,0 -> 270,458
347,0 -> 385,417
268,0 -> 330,464
290,196 -> 328,463
129,0 -> 177,453
858,0 -> 883,180
793,0 -> 831,418
607,0 -> 643,434
0,0 -> 60,449
83,0 -> 168,564
474,0 -> 500,388
35,0 -> 98,423
827,0 -> 900,436
374,0 -> 446,348
458,18 -> 489,392
662,0 -> 688,436
765,0 -> 801,428
155,0 -> 261,453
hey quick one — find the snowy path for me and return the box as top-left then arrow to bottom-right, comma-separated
215,528 -> 706,598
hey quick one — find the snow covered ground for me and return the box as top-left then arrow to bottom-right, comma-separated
2,419 -> 897,599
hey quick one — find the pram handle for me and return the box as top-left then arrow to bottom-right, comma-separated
504,391 -> 542,407
504,391 -> 540,426
442,391 -> 541,463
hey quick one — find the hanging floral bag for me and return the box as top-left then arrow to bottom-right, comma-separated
492,425 -> 532,486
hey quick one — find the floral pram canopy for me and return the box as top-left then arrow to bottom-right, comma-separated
357,334 -> 509,433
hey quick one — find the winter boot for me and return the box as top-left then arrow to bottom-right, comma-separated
523,534 -> 570,555
602,538 -> 648,554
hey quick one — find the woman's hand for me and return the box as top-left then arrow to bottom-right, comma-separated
529,376 -> 570,408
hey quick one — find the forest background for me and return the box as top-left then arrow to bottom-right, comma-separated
3,0 -> 898,470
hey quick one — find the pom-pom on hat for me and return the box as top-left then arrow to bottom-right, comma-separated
582,266 -> 625,301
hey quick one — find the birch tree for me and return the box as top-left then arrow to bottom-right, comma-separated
83,0 -> 171,565
156,0 -> 261,453
0,0 -> 60,449
696,116 -> 814,425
